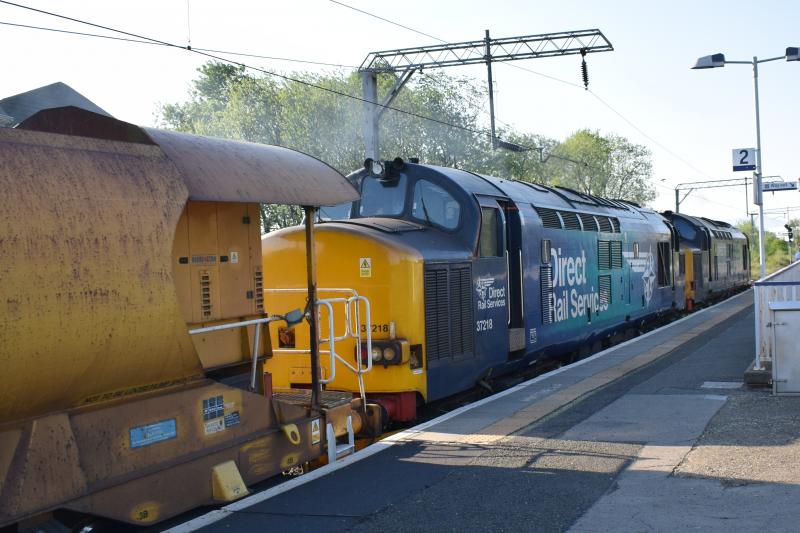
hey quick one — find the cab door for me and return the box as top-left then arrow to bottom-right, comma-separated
473,196 -> 511,368
498,199 -> 525,356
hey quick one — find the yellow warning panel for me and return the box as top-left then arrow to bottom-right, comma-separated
359,257 -> 372,277
311,418 -> 321,445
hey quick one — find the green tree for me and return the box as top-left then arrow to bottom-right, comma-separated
787,218 -> 800,259
159,62 -> 658,230
737,219 -> 792,277
548,129 -> 655,205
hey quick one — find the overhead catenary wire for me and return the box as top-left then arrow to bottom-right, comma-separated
0,2 -> 785,228
2,0 -> 756,214
0,0 -> 749,217
329,0 -> 719,184
0,19 -> 362,68
327,0 -> 764,215
0,1 -> 602,173
0,2 -> 481,132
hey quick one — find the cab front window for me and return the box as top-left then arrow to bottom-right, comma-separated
411,179 -> 461,230
359,175 -> 408,217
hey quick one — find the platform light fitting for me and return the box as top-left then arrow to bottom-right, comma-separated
787,47 -> 800,61
691,53 -> 726,69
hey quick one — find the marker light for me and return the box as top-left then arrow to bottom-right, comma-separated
383,346 -> 397,362
371,346 -> 384,362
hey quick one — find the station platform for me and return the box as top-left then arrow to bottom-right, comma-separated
168,290 -> 800,533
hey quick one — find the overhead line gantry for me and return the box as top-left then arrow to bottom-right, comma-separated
359,29 -> 613,159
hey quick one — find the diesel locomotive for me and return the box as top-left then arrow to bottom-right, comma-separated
262,158 -> 749,424
662,211 -> 750,309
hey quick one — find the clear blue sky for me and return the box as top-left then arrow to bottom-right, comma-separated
1,0 -> 798,231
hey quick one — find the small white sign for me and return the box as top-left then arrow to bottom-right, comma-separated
732,148 -> 756,171
204,419 -> 224,435
359,257 -> 372,278
230,251 -> 239,264
762,181 -> 798,192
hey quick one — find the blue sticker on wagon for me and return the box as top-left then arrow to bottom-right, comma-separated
129,419 -> 177,449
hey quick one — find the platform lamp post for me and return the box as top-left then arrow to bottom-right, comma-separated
692,47 -> 800,279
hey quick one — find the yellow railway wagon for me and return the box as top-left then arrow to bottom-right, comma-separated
0,107 -> 357,529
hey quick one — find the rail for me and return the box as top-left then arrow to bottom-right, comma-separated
753,260 -> 800,370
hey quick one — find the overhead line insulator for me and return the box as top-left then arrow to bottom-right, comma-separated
580,48 -> 589,90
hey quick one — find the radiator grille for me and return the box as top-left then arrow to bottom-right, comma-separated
579,213 -> 598,231
610,241 -> 623,269
535,207 -> 562,229
599,274 -> 611,306
254,268 -> 264,314
540,265 -> 553,325
560,210 -> 582,230
598,240 -> 611,270
597,216 -> 613,233
424,264 -> 474,361
200,271 -> 212,319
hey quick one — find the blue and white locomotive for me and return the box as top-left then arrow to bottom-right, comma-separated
262,158 -> 735,422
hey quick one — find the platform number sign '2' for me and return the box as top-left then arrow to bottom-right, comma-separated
732,148 -> 756,172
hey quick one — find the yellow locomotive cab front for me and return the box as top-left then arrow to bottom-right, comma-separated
262,223 -> 426,421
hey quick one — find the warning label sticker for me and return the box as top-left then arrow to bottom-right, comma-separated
311,419 -> 321,444
204,418 -> 224,435
224,411 -> 241,428
359,257 -> 372,278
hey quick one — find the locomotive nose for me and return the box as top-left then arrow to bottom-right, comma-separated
261,223 -> 427,421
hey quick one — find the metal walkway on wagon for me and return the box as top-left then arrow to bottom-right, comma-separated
169,290 -> 800,533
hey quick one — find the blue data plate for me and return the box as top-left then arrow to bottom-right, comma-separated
130,419 -> 177,449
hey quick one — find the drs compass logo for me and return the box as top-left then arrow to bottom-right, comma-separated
475,277 -> 506,310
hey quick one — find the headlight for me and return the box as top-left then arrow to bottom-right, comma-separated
359,340 -> 407,366
383,346 -> 397,362
371,346 -> 383,362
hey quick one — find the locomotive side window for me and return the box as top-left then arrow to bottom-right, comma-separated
672,218 -> 696,241
479,207 -> 503,257
657,241 -> 671,287
359,175 -> 408,217
411,179 -> 461,229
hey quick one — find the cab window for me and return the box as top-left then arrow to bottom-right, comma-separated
479,207 -> 503,257
359,175 -> 407,217
318,201 -> 352,221
411,179 -> 461,230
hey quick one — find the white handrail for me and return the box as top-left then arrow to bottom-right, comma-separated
316,300 -> 337,384
265,288 -> 373,404
316,296 -> 372,380
188,316 -> 283,392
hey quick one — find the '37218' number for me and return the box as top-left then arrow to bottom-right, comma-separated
361,324 -> 390,333
476,318 -> 493,332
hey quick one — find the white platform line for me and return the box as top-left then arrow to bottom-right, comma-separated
165,289 -> 751,532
